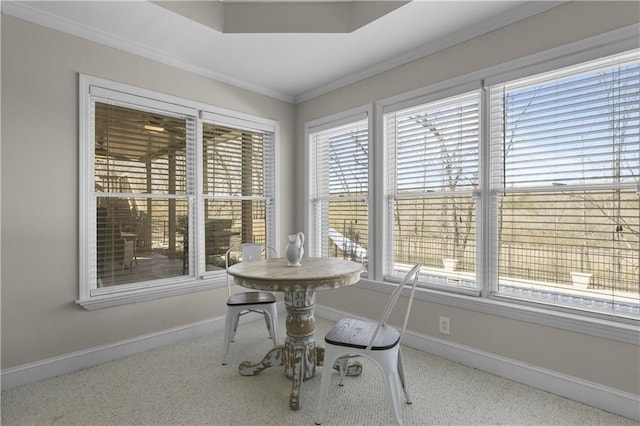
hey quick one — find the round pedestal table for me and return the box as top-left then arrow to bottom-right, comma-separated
227,257 -> 363,410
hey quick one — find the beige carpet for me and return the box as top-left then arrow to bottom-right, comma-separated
2,317 -> 636,425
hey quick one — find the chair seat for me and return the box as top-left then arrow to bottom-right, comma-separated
325,318 -> 400,350
316,265 -> 421,426
227,291 -> 276,306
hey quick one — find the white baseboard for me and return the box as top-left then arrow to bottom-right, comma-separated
1,303 -> 286,391
315,304 -> 640,422
1,316 -> 225,391
3,303 -> 637,421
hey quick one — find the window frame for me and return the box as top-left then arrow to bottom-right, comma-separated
198,111 -> 278,278
487,54 -> 639,318
78,75 -> 279,310
304,25 -> 638,343
305,105 -> 372,275
382,86 -> 483,295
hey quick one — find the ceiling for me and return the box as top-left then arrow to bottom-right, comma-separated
3,1 -> 562,103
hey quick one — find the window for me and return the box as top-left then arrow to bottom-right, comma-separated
489,51 -> 639,317
79,76 -> 277,309
383,91 -> 480,290
199,117 -> 275,273
307,36 -> 639,324
307,110 -> 369,272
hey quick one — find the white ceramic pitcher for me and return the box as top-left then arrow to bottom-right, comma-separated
285,232 -> 305,266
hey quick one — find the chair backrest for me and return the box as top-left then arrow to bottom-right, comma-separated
225,243 -> 277,296
134,220 -> 144,235
366,264 -> 422,351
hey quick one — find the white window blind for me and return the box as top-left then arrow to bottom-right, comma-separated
384,91 -> 480,285
79,75 -> 278,309
200,122 -> 275,273
489,49 -> 640,317
91,101 -> 194,291
309,118 -> 369,268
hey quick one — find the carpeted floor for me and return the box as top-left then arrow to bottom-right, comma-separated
2,317 -> 636,425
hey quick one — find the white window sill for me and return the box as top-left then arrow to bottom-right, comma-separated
358,278 -> 640,344
76,278 -> 225,311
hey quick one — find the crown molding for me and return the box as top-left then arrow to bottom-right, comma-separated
2,1 -> 565,104
1,0 -> 295,103
294,1 -> 566,103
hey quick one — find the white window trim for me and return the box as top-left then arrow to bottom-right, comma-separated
364,24 -> 639,343
303,104 -> 373,265
382,86 -> 483,292
78,75 -> 279,310
359,277 -> 639,344
197,110 -> 279,279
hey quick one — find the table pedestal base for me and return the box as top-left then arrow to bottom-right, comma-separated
239,346 -> 284,376
238,289 -> 361,410
239,346 -> 362,410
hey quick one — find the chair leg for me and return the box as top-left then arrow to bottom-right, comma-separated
314,348 -> 342,425
222,310 -> 238,365
317,347 -> 406,425
383,369 -> 403,426
337,357 -> 349,386
262,309 -> 278,346
375,349 -> 404,426
230,311 -> 242,342
268,305 -> 279,345
397,348 -> 412,404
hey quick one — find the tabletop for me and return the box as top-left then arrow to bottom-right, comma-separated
227,257 -> 363,292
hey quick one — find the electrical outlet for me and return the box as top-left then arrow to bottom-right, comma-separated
439,316 -> 450,335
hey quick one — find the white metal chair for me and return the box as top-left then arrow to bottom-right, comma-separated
222,243 -> 279,365
315,264 -> 422,426
120,220 -> 143,270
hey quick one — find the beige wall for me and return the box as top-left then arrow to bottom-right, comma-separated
1,0 -> 638,400
298,1 -> 640,395
0,14 -> 295,368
